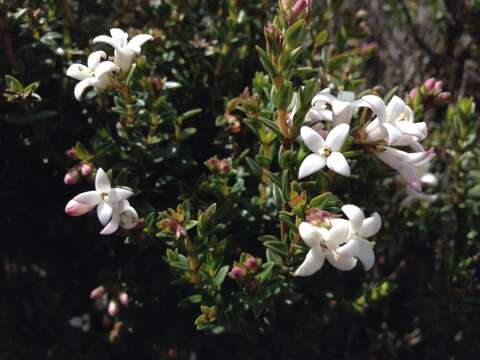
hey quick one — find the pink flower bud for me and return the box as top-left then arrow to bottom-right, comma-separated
292,0 -> 307,17
434,80 -> 443,91
64,169 -> 80,185
228,266 -> 245,280
219,159 -> 230,174
66,147 -> 77,159
80,163 -> 93,177
108,300 -> 119,317
90,286 -> 105,300
438,92 -> 451,102
409,87 -> 418,99
118,292 -> 129,307
244,257 -> 258,272
423,78 -> 436,91
65,199 -> 95,216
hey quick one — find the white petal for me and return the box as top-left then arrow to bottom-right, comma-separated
383,123 -> 402,145
74,78 -> 95,101
353,95 -> 387,123
97,202 -> 113,226
114,50 -> 135,74
87,50 -> 107,69
127,34 -> 154,54
108,188 -> 134,203
100,213 -> 120,235
325,123 -> 350,151
331,99 -> 353,125
94,61 -> 118,79
395,121 -> 427,140
356,239 -> 375,271
110,28 -> 128,45
336,239 -> 359,258
73,191 -> 102,206
298,222 -> 323,248
294,247 -> 326,276
119,205 -> 139,230
325,221 -> 349,249
421,173 -> 438,187
93,35 -> 122,52
95,168 -> 111,192
326,152 -> 351,177
359,212 -> 382,238
306,108 -> 332,123
341,204 -> 365,232
298,153 -> 326,179
66,64 -> 90,81
300,126 -> 325,152
386,95 -> 406,122
311,91 -> 335,106
326,252 -> 357,271
337,91 -> 355,103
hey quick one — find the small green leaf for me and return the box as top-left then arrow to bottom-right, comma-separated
213,265 -> 230,287
309,192 -> 331,209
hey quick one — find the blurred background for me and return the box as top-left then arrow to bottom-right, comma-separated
1,1 -> 479,359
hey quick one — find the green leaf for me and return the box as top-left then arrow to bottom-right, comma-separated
258,234 -> 280,242
75,142 -> 90,161
274,81 -> 293,109
5,75 -> 23,91
213,266 -> 230,287
264,240 -> 289,257
256,262 -> 274,283
315,30 -> 329,48
309,192 -> 331,209
258,117 -> 283,139
256,46 -> 276,79
285,20 -> 306,49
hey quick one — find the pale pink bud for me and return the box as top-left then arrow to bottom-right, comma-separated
65,199 -> 95,216
66,147 -> 77,159
118,292 -> 129,307
90,286 -> 105,300
423,78 -> 436,91
228,266 -> 245,279
244,257 -> 258,272
108,300 -> 119,317
219,159 -> 230,174
438,92 -> 451,102
64,169 -> 79,185
80,163 -> 93,177
292,0 -> 307,17
434,80 -> 443,91
409,87 -> 418,99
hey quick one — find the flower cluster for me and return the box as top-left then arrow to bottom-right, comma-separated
66,28 -> 153,101
65,168 -> 139,235
295,87 -> 434,274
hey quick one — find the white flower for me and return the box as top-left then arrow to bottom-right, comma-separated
298,124 -> 351,179
294,221 -> 357,276
66,51 -> 119,101
375,146 -> 435,191
364,95 -> 427,145
335,205 -> 382,271
100,200 -> 139,235
93,28 -> 154,75
309,88 -> 356,126
69,168 -> 134,232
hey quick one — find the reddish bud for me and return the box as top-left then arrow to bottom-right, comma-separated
423,78 -> 436,91
438,92 -> 451,102
228,266 -> 245,280
409,87 -> 418,99
80,163 -> 93,177
118,292 -> 129,307
219,159 -> 230,174
66,147 -> 77,159
65,199 -> 95,216
108,300 -> 119,317
244,257 -> 258,272
64,169 -> 80,185
90,286 -> 105,300
292,0 -> 307,17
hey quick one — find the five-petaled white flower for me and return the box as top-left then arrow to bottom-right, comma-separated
93,28 -> 154,75
299,124 -> 351,179
334,205 -> 382,271
294,221 -> 358,276
69,168 -> 133,231
66,51 -> 119,101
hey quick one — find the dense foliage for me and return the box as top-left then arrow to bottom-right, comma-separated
1,1 -> 479,359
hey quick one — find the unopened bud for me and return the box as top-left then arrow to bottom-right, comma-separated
434,80 -> 443,91
65,199 -> 95,216
409,87 -> 418,99
80,163 -> 93,177
423,78 -> 436,91
228,266 -> 245,279
292,0 -> 307,18
244,280 -> 257,292
108,300 -> 119,317
90,286 -> 105,300
244,257 -> 258,272
64,168 -> 80,185
118,292 -> 129,307
66,147 -> 77,159
438,92 -> 451,102
219,159 -> 230,174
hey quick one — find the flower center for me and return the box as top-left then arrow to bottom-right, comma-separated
101,192 -> 109,202
321,146 -> 332,157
